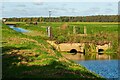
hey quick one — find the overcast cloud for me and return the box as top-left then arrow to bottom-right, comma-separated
2,2 -> 118,18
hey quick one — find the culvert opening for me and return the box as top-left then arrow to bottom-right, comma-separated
98,49 -> 104,55
83,49 -> 85,55
70,49 -> 77,55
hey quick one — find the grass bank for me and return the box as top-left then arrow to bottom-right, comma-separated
2,24 -> 104,79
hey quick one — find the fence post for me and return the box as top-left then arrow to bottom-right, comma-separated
73,26 -> 76,34
47,26 -> 52,39
84,26 -> 87,34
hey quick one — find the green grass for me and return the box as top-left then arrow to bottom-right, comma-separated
14,22 -> 118,57
15,22 -> 118,34
2,24 -> 104,79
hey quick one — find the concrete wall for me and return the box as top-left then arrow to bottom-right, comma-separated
47,40 -> 111,53
96,43 -> 111,52
59,43 -> 85,52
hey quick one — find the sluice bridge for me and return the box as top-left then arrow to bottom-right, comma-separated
47,41 -> 111,55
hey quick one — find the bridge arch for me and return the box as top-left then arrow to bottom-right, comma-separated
70,49 -> 77,54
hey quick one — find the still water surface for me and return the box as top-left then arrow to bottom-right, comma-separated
7,25 -> 29,33
75,60 -> 119,79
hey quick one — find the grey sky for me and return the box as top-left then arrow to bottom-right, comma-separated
2,2 -> 118,18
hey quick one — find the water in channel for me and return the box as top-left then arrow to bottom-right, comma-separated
75,60 -> 119,79
7,25 -> 29,33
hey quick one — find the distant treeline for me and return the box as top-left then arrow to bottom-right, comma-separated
4,15 -> 120,22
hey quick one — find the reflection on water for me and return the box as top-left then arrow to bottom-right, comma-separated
75,60 -> 119,79
7,25 -> 29,33
62,52 -> 117,61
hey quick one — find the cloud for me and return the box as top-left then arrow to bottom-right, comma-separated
2,0 -> 120,2
53,8 -> 79,13
2,1 -> 118,17
53,8 -> 67,11
83,7 -> 101,15
2,6 -> 5,9
16,4 -> 26,7
104,8 -> 114,13
118,3 -> 120,14
14,9 -> 27,12
33,2 -> 44,6
2,0 -> 44,2
43,8 -> 68,15
90,7 -> 100,12
69,8 -> 82,13
4,8 -> 28,16
107,3 -> 113,6
40,8 -> 68,16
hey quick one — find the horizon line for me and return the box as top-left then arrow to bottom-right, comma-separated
3,14 -> 119,18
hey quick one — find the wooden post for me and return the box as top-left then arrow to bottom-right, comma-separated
84,26 -> 87,34
50,27 -> 52,39
73,26 -> 76,34
73,26 -> 76,42
47,26 -> 50,37
47,26 -> 52,38
47,26 -> 52,39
